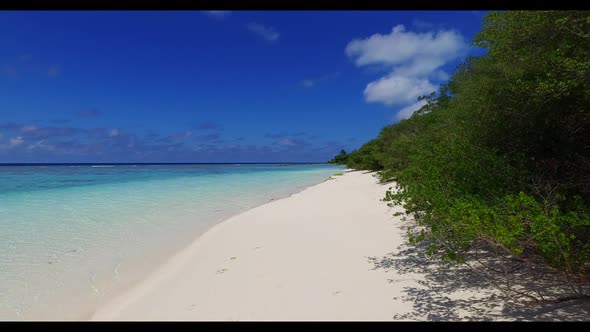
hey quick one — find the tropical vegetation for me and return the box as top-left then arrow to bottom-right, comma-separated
330,11 -> 590,286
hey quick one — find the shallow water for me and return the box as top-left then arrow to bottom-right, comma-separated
0,164 -> 343,320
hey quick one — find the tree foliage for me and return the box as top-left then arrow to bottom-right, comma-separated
333,11 -> 590,280
328,149 -> 349,164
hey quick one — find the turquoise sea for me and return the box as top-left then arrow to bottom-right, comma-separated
0,163 -> 343,320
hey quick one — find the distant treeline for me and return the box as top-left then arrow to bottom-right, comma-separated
330,11 -> 590,280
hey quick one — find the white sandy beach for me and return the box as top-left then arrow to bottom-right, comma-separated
91,171 -> 590,321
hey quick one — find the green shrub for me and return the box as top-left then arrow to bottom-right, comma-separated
356,10 -> 590,278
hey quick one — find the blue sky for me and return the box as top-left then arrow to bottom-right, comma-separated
0,10 -> 487,163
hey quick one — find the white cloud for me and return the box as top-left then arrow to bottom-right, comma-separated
247,22 -> 280,43
345,24 -> 467,118
395,100 -> 428,121
364,75 -> 436,106
431,69 -> 450,81
203,11 -> 231,19
346,25 -> 466,67
9,136 -> 24,147
109,129 -> 120,137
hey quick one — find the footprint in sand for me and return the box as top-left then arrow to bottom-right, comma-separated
332,291 -> 342,296
230,257 -> 237,260
216,268 -> 229,274
253,246 -> 262,250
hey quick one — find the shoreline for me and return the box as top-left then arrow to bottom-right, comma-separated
83,169 -> 343,320
90,170 -> 355,320
0,165 -> 342,321
91,171 -> 590,321
91,169 -> 402,320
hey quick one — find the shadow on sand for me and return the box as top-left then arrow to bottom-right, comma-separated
368,218 -> 590,321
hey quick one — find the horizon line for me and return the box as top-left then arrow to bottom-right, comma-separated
0,162 -> 333,166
